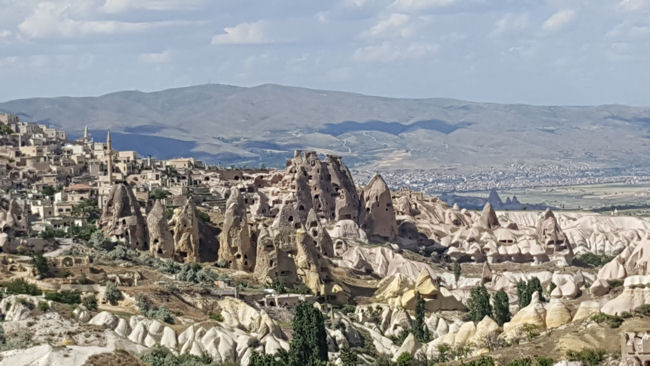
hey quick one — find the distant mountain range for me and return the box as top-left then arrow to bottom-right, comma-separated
2,83 -> 650,171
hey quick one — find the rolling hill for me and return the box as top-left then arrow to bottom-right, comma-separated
2,83 -> 650,171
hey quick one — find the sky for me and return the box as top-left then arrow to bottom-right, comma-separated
1,0 -> 649,106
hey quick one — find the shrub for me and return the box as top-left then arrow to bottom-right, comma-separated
136,294 -> 174,324
536,356 -> 554,366
591,312 -> 623,328
517,277 -> 544,307
341,304 -> 356,315
39,226 -> 66,240
390,329 -> 411,346
31,254 -> 49,277
44,291 -> 81,304
104,281 -> 122,305
248,349 -> 290,366
521,323 -> 540,340
148,189 -> 170,200
37,301 -> 50,312
575,253 -> 613,268
140,345 -> 212,366
507,358 -> 532,366
634,304 -> 650,316
340,345 -> 358,366
461,356 -> 495,366
396,352 -> 415,366
2,279 -> 41,296
209,312 -> 224,322
607,279 -> 623,288
454,261 -> 462,282
82,295 -> 98,311
566,348 -> 606,366
467,285 -> 492,322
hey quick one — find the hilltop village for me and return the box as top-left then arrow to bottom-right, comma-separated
0,112 -> 649,365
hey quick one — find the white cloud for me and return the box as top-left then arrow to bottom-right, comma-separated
492,14 -> 529,37
362,13 -> 412,39
315,11 -> 329,24
617,0 -> 650,11
102,0 -> 201,13
211,21 -> 272,45
353,41 -> 438,62
0,30 -> 13,42
541,9 -> 576,32
138,49 -> 172,63
391,0 -> 456,12
18,2 -> 158,38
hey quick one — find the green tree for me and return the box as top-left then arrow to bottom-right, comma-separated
517,277 -> 544,307
71,199 -> 101,223
103,281 -> 122,305
249,350 -> 290,366
454,262 -> 462,282
289,302 -> 328,366
340,345 -> 358,366
467,285 -> 492,322
42,185 -> 56,198
0,124 -> 13,135
148,189 -> 170,200
82,294 -> 98,311
413,292 -> 430,342
396,352 -> 415,366
492,290 -> 511,326
31,253 -> 49,277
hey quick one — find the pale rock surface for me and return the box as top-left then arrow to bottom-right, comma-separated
147,199 -> 174,258
361,174 -> 398,242
99,183 -> 148,250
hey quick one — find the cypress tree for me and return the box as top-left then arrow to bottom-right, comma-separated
492,290 -> 511,326
413,292 -> 430,342
289,302 -> 328,366
467,285 -> 492,322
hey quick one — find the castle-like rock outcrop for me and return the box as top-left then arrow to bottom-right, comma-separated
169,200 -> 201,262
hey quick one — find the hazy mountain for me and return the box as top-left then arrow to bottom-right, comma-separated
2,83 -> 650,171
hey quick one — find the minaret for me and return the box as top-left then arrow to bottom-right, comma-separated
83,125 -> 89,143
106,130 -> 113,185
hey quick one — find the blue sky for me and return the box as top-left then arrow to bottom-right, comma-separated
0,0 -> 649,105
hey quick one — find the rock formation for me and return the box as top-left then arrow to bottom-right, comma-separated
361,174 -> 398,242
169,200 -> 201,262
147,200 -> 174,258
479,202 -> 500,229
325,154 -> 361,221
99,183 -> 148,250
219,187 -> 255,271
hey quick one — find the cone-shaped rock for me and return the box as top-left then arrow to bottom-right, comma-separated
147,200 -> 174,258
219,187 -> 255,271
99,183 -> 148,250
479,202 -> 500,229
169,200 -> 200,262
362,174 -> 398,242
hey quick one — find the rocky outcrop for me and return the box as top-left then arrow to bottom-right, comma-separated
0,197 -> 29,237
219,187 -> 255,271
601,275 -> 650,315
536,209 -> 569,248
305,209 -> 334,257
169,201 -> 201,263
147,200 -> 174,258
503,292 -> 547,339
99,183 -> 148,250
479,202 -> 500,229
361,174 -> 397,242
325,155 -> 361,222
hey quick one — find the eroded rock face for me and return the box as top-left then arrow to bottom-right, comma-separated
325,154 -> 361,222
169,200 -> 201,262
147,200 -> 174,258
285,151 -> 336,221
0,197 -> 29,237
361,174 -> 397,242
99,183 -> 148,250
219,187 -> 255,271
536,209 -> 569,247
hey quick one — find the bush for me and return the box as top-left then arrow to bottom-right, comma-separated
249,349 -> 290,366
467,285 -> 492,322
37,301 -> 50,312
575,253 -> 613,268
44,291 -> 81,304
136,294 -> 174,324
341,304 -> 356,315
591,312 -> 623,328
67,224 -> 97,242
39,226 -> 66,240
31,254 -> 49,277
462,356 -> 495,366
177,263 -> 218,284
209,312 -> 224,322
607,279 -> 623,288
536,356 -> 554,366
340,345 -> 358,366
517,277 -> 544,307
140,345 -> 212,366
396,352 -> 415,366
454,261 -> 462,282
390,329 -> 411,346
521,323 -> 540,340
82,295 -> 98,311
1,279 -> 41,296
634,304 -> 650,316
507,358 -> 532,366
566,348 -> 606,366
148,189 -> 171,200
104,281 -> 122,305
